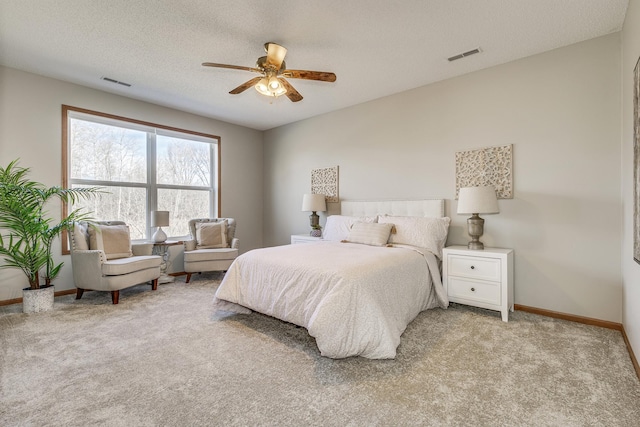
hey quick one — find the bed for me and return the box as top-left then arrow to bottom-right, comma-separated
213,199 -> 451,359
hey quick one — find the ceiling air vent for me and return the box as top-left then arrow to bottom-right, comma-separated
448,48 -> 481,62
101,76 -> 132,87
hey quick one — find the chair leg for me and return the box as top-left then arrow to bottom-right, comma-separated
75,288 -> 85,300
111,290 -> 120,304
152,278 -> 158,291
185,273 -> 192,283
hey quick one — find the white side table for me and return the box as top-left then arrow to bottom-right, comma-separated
152,240 -> 182,284
291,234 -> 323,244
442,246 -> 514,322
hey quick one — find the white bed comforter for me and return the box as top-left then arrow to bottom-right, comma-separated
213,241 -> 448,359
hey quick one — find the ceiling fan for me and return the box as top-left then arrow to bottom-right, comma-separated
202,42 -> 336,102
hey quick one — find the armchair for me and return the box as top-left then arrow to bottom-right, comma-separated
69,221 -> 162,304
183,218 -> 238,283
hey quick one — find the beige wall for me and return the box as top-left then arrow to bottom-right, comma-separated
264,34 -> 622,323
0,66 -> 263,301
622,1 -> 640,365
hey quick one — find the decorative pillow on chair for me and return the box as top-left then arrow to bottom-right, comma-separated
344,222 -> 394,246
196,220 -> 228,249
88,224 -> 133,260
71,222 -> 90,251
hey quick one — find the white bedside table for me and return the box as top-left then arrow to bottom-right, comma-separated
442,246 -> 514,322
291,234 -> 323,244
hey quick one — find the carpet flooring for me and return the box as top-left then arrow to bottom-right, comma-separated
1,273 -> 639,426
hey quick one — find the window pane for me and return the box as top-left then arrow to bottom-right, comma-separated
70,118 -> 147,183
72,185 -> 147,239
65,107 -> 219,249
158,188 -> 210,237
156,135 -> 211,186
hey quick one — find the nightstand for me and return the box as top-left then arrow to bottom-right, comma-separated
442,246 -> 514,322
291,234 -> 322,244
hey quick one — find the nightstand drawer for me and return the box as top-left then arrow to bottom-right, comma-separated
448,255 -> 501,282
448,277 -> 501,306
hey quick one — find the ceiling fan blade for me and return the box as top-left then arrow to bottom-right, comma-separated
279,78 -> 303,102
265,42 -> 287,69
229,77 -> 263,94
202,62 -> 261,73
281,69 -> 336,82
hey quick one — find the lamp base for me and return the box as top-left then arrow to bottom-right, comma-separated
309,211 -> 320,229
466,214 -> 485,250
308,211 -> 322,237
153,227 -> 167,243
467,241 -> 485,250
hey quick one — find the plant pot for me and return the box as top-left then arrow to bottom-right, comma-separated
22,285 -> 54,313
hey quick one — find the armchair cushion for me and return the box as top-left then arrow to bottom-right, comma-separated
184,248 -> 238,262
196,220 -> 228,249
88,224 -> 133,260
102,255 -> 162,276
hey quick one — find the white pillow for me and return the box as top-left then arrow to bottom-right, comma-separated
196,220 -> 228,249
88,224 -> 133,260
323,215 -> 377,241
345,222 -> 394,246
377,216 -> 450,259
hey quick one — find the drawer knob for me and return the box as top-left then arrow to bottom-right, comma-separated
471,287 -> 475,292
470,266 -> 475,270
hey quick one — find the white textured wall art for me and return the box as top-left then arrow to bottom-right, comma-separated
311,166 -> 339,203
455,144 -> 513,199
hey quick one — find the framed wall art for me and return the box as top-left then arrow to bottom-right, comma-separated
311,166 -> 339,203
455,144 -> 513,199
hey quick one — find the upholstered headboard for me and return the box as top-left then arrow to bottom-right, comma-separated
340,199 -> 445,217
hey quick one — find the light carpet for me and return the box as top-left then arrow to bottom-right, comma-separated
1,273 -> 639,426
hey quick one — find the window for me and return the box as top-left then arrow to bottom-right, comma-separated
62,105 -> 220,249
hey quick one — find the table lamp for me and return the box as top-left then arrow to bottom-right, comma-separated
302,194 -> 326,237
457,186 -> 499,250
151,210 -> 170,243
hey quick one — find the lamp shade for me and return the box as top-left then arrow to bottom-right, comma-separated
255,74 -> 287,97
150,210 -> 170,227
457,186 -> 499,214
301,194 -> 326,212
255,77 -> 269,95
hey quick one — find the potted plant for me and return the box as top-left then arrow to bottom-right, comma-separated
0,160 -> 100,313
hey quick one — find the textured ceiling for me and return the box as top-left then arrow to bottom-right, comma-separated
0,0 -> 629,131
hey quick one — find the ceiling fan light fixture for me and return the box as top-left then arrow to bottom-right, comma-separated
272,82 -> 287,97
268,76 -> 281,90
255,75 -> 287,97
255,77 -> 270,96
